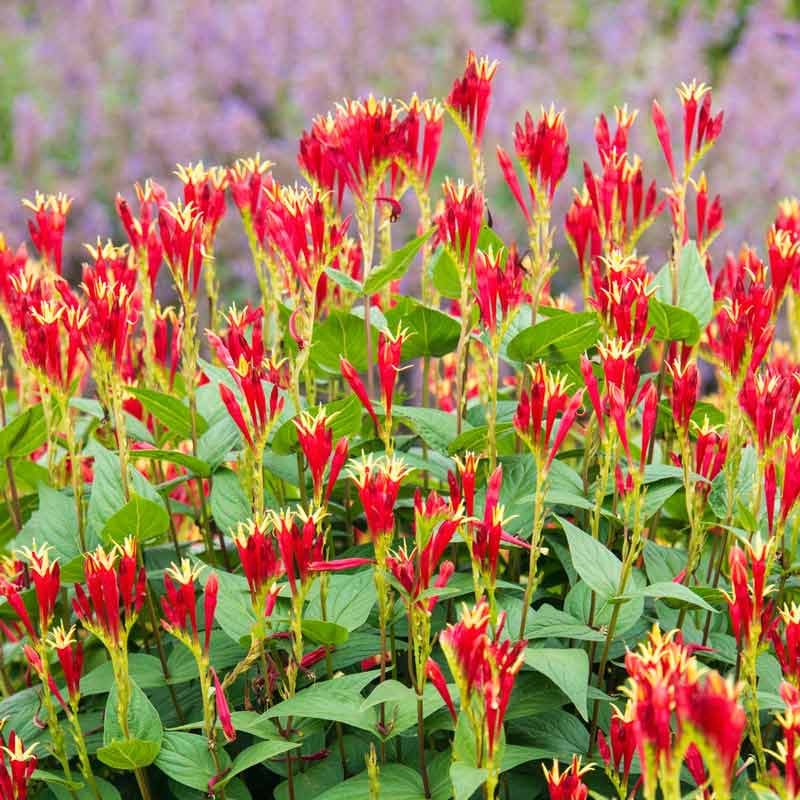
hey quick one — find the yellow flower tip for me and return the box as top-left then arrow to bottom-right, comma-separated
165,558 -> 205,586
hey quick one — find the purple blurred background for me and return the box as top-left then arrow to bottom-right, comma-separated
0,0 -> 798,291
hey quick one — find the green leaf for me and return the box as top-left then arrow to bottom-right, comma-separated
558,515 -> 622,600
451,763 -> 488,800
127,386 -> 207,440
362,229 -> 433,296
198,415 -> 242,469
312,310 -> 379,373
430,246 -> 461,299
255,671 -> 381,732
209,468 -> 251,537
392,406 -> 462,453
325,267 -> 363,294
507,311 -> 600,364
48,775 -> 122,800
130,449 -> 211,477
98,680 -> 162,769
652,240 -> 713,328
154,731 -> 230,791
102,493 -> 170,544
301,618 -> 350,646
217,739 -> 300,789
628,581 -> 716,612
86,442 -> 165,540
81,654 -> 167,695
384,298 -> 461,359
211,569 -> 256,643
305,570 -> 376,631
524,647 -> 590,719
0,404 -> 49,458
647,298 -> 702,344
315,764 -> 429,800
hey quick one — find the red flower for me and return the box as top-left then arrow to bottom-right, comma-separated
48,624 -> 83,703
677,80 -> 723,163
499,105 -> 569,221
23,644 -> 68,711
594,105 -> 638,162
564,188 -> 601,274
211,668 -> 236,742
739,367 -> 800,455
161,560 -> 218,653
692,173 -> 723,248
425,659 -> 455,721
651,100 -> 676,182
780,434 -> 800,525
294,408 -> 335,503
396,95 -> 444,190
676,669 -> 745,789
768,225 -> 800,304
349,455 -> 410,539
600,702 -> 636,786
73,539 -> 146,646
724,537 -> 775,650
450,452 -> 481,519
80,267 -> 138,371
232,517 -> 283,605
514,362 -> 584,471
772,604 -> 800,686
22,192 -> 72,275
158,201 -> 205,298
339,356 -> 379,430
668,360 -> 698,432
0,729 -> 38,800
116,179 -> 167,292
433,180 -> 485,275
19,544 -> 60,634
445,51 -> 498,147
543,756 -> 592,800
271,509 -> 325,597
176,162 -> 228,251
377,327 -> 406,420
207,311 -> 285,450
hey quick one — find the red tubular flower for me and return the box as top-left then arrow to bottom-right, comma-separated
690,419 -> 728,496
775,682 -> 800,798
594,105 -> 638,162
564,187 -> 601,274
339,357 -> 379,430
433,180 -> 485,275
19,544 -> 60,633
514,362 -> 584,471
543,756 -> 592,800
0,729 -> 38,800
175,162 -> 228,250
668,360 -> 698,432
73,539 -> 146,646
724,537 -> 775,650
707,247 -> 775,378
692,173 -> 723,248
211,668 -> 236,742
451,452 -> 481,519
509,105 -> 570,207
739,367 -> 800,455
263,182 -> 349,292
768,225 -> 800,304
772,604 -> 800,686
161,559 -> 205,645
48,624 -> 83,703
781,434 -> 800,525
80,267 -> 138,371
348,455 -> 410,540
377,327 -> 406,420
24,299 -> 88,393
325,437 -> 349,504
0,580 -> 36,643
651,100 -> 676,181
445,51 -> 498,147
22,192 -> 72,275
232,517 -> 283,606
677,80 -> 723,161
425,660 -> 456,721
116,179 -> 167,292
604,703 -> 637,786
207,310 -> 285,451
294,408 -> 335,502
271,509 -> 325,597
474,247 -> 500,333
676,668 -> 745,789
639,381 -> 659,472
23,644 -> 68,712
395,95 -> 444,190
158,201 -> 205,297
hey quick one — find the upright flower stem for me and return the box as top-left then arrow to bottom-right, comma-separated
358,197 -> 377,400
518,463 -> 546,638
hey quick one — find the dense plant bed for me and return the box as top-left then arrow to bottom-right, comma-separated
0,50 -> 796,800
